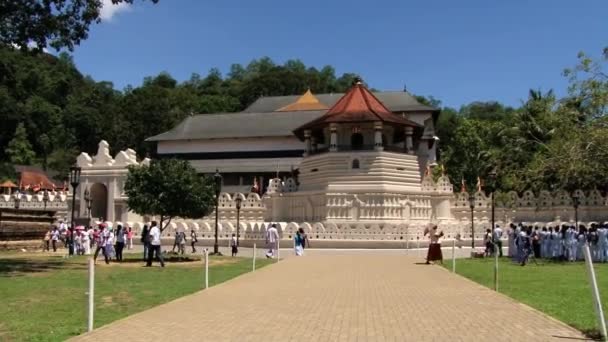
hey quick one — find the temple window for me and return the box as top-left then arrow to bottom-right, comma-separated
352,159 -> 360,169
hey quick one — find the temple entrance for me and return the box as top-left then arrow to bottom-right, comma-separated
351,133 -> 364,150
90,183 -> 108,221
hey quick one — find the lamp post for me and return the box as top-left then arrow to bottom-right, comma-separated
487,169 -> 498,291
68,166 -> 81,256
84,186 -> 92,225
235,196 -> 242,247
13,189 -> 21,209
572,193 -> 580,229
212,169 -> 222,255
468,193 -> 476,250
42,189 -> 49,210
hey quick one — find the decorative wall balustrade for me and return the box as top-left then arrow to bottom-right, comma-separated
0,191 -> 69,211
452,190 -> 608,224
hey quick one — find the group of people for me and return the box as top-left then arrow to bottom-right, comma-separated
43,221 -> 134,259
507,223 -> 608,265
263,224 -> 310,258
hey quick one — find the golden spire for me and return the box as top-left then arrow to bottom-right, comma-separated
276,89 -> 329,112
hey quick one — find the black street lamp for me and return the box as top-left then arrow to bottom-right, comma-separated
572,193 -> 580,229
212,169 -> 222,255
487,169 -> 498,291
487,169 -> 497,246
68,166 -> 81,256
13,189 -> 21,209
42,189 -> 50,210
235,196 -> 242,247
84,186 -> 92,224
468,193 -> 476,249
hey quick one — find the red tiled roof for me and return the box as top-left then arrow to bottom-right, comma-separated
0,180 -> 17,188
294,79 -> 421,134
19,171 -> 57,190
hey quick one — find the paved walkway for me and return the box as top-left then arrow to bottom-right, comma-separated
72,255 -> 587,341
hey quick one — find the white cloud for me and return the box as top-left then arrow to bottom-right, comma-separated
99,0 -> 130,21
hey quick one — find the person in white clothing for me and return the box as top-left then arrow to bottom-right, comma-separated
104,227 -> 115,262
266,224 -> 280,258
82,229 -> 91,255
146,221 -> 165,267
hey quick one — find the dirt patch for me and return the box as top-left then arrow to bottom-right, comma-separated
100,291 -> 134,308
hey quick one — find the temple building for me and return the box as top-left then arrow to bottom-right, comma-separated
71,79 -> 608,244
146,83 -> 439,193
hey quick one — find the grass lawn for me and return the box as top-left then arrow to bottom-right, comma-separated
444,257 -> 608,337
0,252 -> 273,341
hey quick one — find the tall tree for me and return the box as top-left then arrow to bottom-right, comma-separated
5,123 -> 35,165
124,159 -> 215,231
1,0 -> 159,51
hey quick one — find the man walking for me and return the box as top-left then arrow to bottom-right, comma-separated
146,221 -> 165,267
190,228 -> 198,253
141,224 -> 150,261
265,223 -> 280,258
493,224 -> 503,257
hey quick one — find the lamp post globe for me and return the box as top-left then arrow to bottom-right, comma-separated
235,197 -> 242,246
468,193 -> 476,250
68,166 -> 82,256
212,169 -> 222,255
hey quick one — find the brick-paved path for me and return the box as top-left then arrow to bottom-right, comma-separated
71,255 -> 586,341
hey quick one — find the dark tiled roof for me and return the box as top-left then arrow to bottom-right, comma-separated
295,82 -> 421,133
146,110 -> 326,141
147,91 -> 438,142
244,91 -> 438,113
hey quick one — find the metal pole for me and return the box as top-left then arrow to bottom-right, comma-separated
236,208 -> 240,247
69,187 -> 77,256
253,243 -> 257,271
213,200 -> 219,254
583,243 -> 608,340
471,207 -> 475,249
492,191 -> 498,291
204,249 -> 209,289
87,257 -> 94,332
452,239 -> 456,273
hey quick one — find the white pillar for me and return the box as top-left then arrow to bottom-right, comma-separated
374,121 -> 383,151
106,180 -> 115,222
405,126 -> 414,154
329,124 -> 338,152
303,130 -> 311,156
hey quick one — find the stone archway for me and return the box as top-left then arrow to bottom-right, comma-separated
90,183 -> 108,221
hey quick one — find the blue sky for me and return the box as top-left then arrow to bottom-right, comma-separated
72,0 -> 607,108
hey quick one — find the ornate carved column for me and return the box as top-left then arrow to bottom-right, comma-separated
311,136 -> 317,154
374,121 -> 383,151
405,126 -> 414,154
303,130 -> 312,156
329,123 -> 338,152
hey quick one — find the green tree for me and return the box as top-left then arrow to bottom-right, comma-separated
124,159 -> 215,231
5,123 -> 35,165
1,0 -> 159,51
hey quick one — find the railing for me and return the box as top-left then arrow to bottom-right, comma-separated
309,144 -> 406,155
